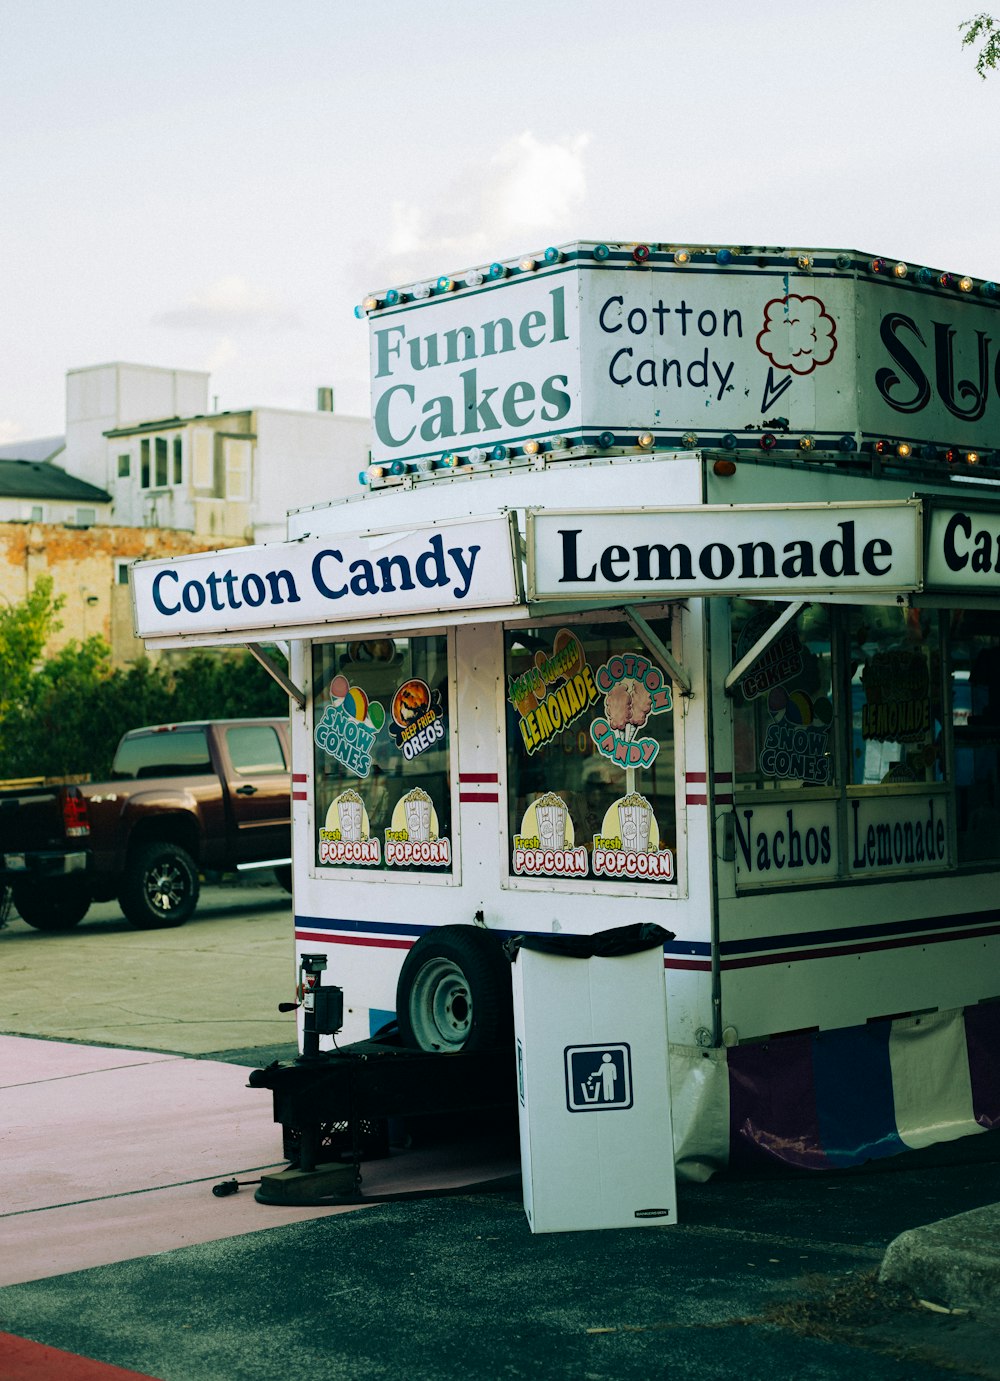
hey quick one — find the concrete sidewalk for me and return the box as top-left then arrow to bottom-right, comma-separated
3,1031 -> 1000,1380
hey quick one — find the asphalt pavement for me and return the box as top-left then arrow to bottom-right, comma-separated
2,880 -> 1000,1380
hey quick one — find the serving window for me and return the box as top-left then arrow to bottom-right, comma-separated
731,601 -> 835,791
311,635 -> 453,874
503,617 -> 676,887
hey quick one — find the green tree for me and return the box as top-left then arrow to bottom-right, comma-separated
1,578 -> 289,780
0,576 -> 63,725
961,12 -> 1000,76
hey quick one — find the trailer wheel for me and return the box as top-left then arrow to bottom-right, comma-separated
396,925 -> 512,1053
11,880 -> 91,931
119,841 -> 199,929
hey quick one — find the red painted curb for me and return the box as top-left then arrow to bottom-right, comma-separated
0,1333 -> 161,1381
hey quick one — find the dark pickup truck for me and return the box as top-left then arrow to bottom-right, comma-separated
1,718 -> 291,931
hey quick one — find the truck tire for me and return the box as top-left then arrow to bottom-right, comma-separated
11,879 -> 91,931
396,925 -> 512,1053
119,841 -> 199,929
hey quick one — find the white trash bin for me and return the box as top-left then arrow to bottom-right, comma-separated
507,924 -> 677,1234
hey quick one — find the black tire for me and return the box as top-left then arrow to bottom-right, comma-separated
119,841 -> 199,930
396,925 -> 512,1053
11,879 -> 91,932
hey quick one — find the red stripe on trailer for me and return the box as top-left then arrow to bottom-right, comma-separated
459,771 -> 499,782
721,921 -> 1000,970
295,930 -> 415,950
292,773 -> 308,782
292,792 -> 308,800
686,795 -> 708,805
460,792 -> 499,803
0,1334 -> 161,1380
665,957 -> 713,971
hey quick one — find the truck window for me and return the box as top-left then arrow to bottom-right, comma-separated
111,728 -> 213,780
504,619 -> 676,886
311,635 -> 452,873
225,724 -> 286,775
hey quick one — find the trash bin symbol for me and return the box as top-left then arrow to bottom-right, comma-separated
565,1043 -> 633,1112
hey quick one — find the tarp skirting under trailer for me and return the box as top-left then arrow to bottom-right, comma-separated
670,1003 -> 1000,1182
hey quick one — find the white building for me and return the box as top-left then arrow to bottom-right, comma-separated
104,400 -> 371,545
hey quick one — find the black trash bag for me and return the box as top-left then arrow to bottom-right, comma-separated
504,922 -> 674,962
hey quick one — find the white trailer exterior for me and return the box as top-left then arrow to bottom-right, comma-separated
134,242 -> 1000,1178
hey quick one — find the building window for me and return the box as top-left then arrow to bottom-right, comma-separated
140,438 -> 150,487
224,438 -> 251,501
118,452 -> 131,478
115,559 -> 131,585
155,437 -> 168,487
173,436 -> 183,485
28,504 -> 43,522
75,507 -> 96,527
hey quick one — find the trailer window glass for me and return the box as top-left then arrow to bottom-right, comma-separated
503,620 -> 676,886
848,606 -> 944,787
311,636 -> 452,873
731,602 -> 834,790
949,613 -> 1000,861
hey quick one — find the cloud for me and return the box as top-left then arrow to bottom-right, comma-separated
154,276 -> 300,331
362,131 -> 590,289
0,418 -> 28,445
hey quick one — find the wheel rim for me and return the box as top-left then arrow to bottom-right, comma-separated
144,860 -> 189,915
407,957 -> 473,1050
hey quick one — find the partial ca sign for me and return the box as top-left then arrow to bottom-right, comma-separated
926,507 -> 1000,588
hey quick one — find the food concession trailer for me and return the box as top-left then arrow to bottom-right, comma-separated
132,241 -> 1000,1179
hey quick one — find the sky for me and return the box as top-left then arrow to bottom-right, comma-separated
1,0 -> 998,444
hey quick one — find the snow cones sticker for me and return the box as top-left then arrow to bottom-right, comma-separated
314,674 -> 385,778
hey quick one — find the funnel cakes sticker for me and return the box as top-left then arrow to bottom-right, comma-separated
592,792 -> 674,881
388,678 -> 446,761
590,653 -> 672,769
508,629 -> 600,756
385,787 -> 451,867
314,674 -> 385,778
513,792 -> 588,877
319,789 -> 381,866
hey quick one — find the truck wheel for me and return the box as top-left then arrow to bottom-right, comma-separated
120,842 -> 199,929
11,880 -> 91,931
396,925 -> 512,1053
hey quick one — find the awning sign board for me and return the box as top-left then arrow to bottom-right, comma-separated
925,505 -> 1000,590
132,513 -> 522,639
527,501 -> 923,600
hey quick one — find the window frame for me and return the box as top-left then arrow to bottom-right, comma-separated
499,605 -> 683,900
308,629 -> 461,886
